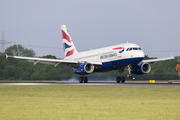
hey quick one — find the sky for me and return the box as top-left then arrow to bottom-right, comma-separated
0,0 -> 180,58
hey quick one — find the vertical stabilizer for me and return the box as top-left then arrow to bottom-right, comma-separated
61,25 -> 78,57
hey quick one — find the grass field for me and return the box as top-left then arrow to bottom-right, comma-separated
0,85 -> 180,120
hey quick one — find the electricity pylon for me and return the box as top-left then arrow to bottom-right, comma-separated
0,31 -> 16,53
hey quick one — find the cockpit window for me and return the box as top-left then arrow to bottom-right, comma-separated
126,47 -> 142,51
133,48 -> 138,50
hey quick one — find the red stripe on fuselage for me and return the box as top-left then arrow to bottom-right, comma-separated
62,30 -> 72,43
65,49 -> 75,57
113,47 -> 124,50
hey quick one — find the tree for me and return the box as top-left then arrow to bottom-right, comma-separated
40,55 -> 57,59
1,46 -> 179,81
143,55 -> 157,60
5,44 -> 35,57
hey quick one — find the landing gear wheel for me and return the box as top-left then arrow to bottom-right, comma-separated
79,76 -> 88,83
84,76 -> 88,83
116,76 -> 121,83
116,76 -> 125,83
79,77 -> 84,83
117,68 -> 125,84
121,77 -> 125,83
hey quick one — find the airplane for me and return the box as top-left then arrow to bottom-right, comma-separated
5,25 -> 174,83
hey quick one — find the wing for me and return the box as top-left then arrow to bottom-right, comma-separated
142,56 -> 174,64
5,54 -> 102,68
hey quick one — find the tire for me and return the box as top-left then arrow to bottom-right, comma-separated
79,77 -> 84,83
116,77 -> 121,83
121,77 -> 125,83
84,76 -> 88,83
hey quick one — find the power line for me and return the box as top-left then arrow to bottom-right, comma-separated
145,50 -> 180,53
21,44 -> 88,51
21,44 -> 180,52
1,31 -> 179,53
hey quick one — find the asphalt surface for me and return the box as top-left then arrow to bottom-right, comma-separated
0,81 -> 180,86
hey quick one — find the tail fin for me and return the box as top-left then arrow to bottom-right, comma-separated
61,25 -> 78,57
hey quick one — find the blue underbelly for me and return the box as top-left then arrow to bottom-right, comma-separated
94,57 -> 143,72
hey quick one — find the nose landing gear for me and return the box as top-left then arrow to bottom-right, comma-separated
127,65 -> 133,78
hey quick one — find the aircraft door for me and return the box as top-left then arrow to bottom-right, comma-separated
117,50 -> 123,58
116,47 -> 125,58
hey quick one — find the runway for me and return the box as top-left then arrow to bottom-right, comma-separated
0,81 -> 180,86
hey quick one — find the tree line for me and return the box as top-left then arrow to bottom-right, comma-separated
0,45 -> 179,81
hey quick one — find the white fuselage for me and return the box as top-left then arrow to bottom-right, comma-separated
64,43 -> 144,63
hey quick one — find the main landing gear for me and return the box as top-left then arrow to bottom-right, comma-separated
116,68 -> 126,83
116,76 -> 125,83
79,76 -> 88,83
79,65 -> 133,83
116,66 -> 133,83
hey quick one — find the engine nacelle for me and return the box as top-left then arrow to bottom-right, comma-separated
74,62 -> 94,75
131,62 -> 151,75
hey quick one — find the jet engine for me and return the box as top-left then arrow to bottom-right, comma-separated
74,62 -> 94,75
131,62 -> 151,75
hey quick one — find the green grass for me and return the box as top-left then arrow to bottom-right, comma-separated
0,85 -> 180,120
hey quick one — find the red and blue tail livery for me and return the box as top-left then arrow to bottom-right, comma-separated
61,25 -> 78,57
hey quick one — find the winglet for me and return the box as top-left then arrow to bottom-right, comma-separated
171,55 -> 174,59
5,54 -> 8,59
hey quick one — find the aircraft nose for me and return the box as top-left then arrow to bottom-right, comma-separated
139,50 -> 145,58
